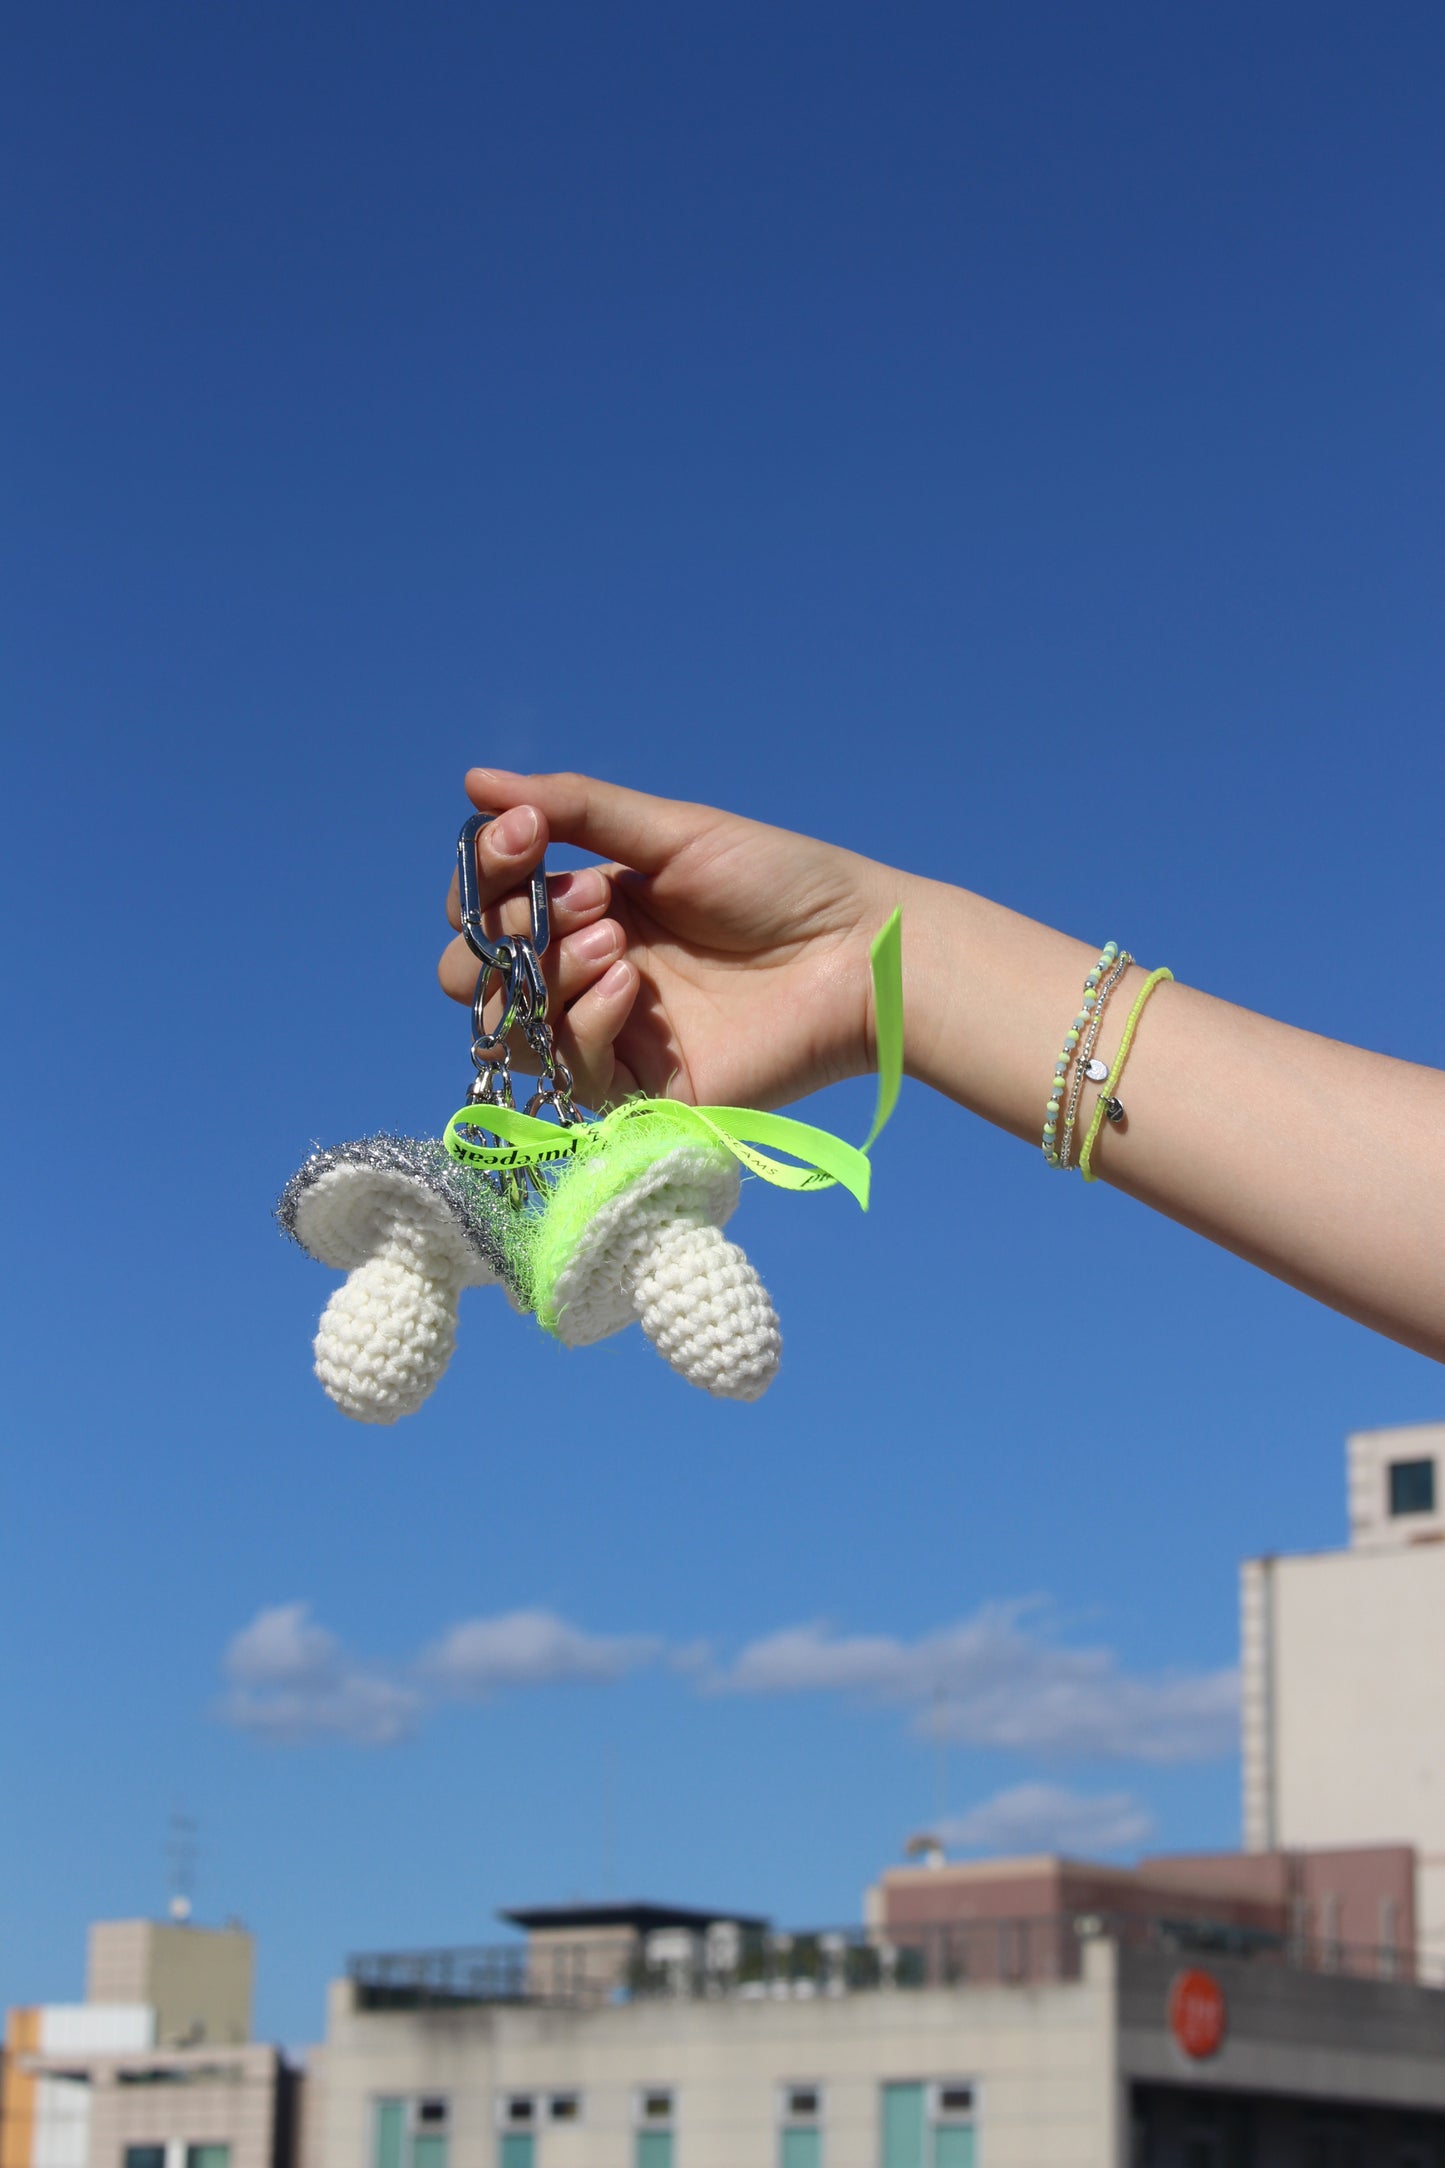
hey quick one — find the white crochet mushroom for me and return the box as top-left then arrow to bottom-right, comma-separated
535,1135 -> 782,1402
278,1138 -> 521,1425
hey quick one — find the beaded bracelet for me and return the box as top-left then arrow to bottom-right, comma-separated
1078,966 -> 1174,1183
1057,948 -> 1132,1170
1042,942 -> 1119,1168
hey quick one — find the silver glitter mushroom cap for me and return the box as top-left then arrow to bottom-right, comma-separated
542,1141 -> 782,1402
278,1136 -> 527,1425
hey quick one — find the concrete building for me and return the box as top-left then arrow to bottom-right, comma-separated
303,1893 -> 1445,2167
1,1921 -> 294,2168
1242,1421 -> 1445,1960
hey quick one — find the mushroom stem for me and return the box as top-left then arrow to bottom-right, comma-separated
313,1232 -> 463,1425
627,1216 -> 782,1402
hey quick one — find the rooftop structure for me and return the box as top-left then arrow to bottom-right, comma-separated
869,1843 -> 1419,1988
499,1904 -> 768,1936
86,1921 -> 253,2050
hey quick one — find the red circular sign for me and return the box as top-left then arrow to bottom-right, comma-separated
1168,1968 -> 1227,2059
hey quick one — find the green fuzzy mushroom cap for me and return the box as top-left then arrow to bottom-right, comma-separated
530,1105 -> 740,1342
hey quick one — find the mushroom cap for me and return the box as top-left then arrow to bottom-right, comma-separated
278,1134 -> 523,1294
539,1139 -> 740,1346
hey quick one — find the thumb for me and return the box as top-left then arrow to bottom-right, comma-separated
465,768 -> 711,876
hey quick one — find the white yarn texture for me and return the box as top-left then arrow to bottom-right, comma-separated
300,1162 -> 501,1425
631,1216 -> 781,1401
547,1144 -> 781,1401
286,1138 -> 781,1414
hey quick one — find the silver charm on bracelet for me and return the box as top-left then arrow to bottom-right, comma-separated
1056,951 -> 1131,1171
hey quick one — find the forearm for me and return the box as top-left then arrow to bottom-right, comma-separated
892,870 -> 1445,1363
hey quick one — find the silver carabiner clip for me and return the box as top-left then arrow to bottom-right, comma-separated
456,813 -> 550,970
457,811 -> 553,1072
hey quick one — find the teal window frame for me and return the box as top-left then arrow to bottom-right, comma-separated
882,2084 -> 926,2168
880,2080 -> 977,2168
780,2128 -> 821,2168
634,2087 -> 675,2168
929,2080 -> 976,2168
779,2080 -> 823,2168
372,2097 -> 449,2168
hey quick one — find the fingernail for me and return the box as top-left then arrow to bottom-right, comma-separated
468,766 -> 523,784
490,806 -> 538,858
555,867 -> 607,911
598,959 -> 633,997
569,920 -> 620,963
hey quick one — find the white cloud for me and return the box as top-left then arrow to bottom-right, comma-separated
218,1603 -> 656,1747
711,1602 -> 1237,1765
217,1598 -> 1237,1767
933,1783 -> 1155,1856
220,1603 -> 421,1747
420,1609 -> 659,1699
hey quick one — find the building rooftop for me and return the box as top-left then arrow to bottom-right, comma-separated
499,1901 -> 768,1935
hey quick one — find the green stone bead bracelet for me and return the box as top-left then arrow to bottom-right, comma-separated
1042,942 -> 1120,1168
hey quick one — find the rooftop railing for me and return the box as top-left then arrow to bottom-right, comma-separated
347,1912 -> 1436,2011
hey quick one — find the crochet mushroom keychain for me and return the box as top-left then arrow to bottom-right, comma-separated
278,814 -> 903,1423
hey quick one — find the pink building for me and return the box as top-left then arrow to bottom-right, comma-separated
868,1843 -> 1417,1987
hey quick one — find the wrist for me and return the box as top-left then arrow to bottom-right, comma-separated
888,874 -> 1113,1142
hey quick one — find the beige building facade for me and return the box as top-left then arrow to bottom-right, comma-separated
307,1902 -> 1445,2168
1,1922 -> 291,2168
1242,1422 -> 1445,1958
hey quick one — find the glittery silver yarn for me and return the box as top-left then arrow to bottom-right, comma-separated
276,1133 -> 533,1307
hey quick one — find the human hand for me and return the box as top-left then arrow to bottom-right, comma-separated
439,770 -> 899,1111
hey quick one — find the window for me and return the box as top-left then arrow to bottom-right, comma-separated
124,2149 -> 165,2168
497,2097 -> 534,2168
881,2082 -> 977,2168
930,2085 -> 976,2168
635,2089 -> 674,2168
1389,1458 -> 1435,1517
780,2083 -> 822,2168
548,2095 -> 581,2122
374,2099 -> 448,2168
186,2149 -> 231,2168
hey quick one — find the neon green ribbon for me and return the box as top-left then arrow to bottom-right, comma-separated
443,908 -> 903,1210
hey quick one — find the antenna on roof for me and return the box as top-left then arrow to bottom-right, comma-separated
166,1809 -> 198,1923
602,1741 -> 617,1900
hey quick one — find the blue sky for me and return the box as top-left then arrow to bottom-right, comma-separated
3,2 -> 1442,2045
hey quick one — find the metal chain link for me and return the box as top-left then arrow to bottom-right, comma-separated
454,812 -> 583,1206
